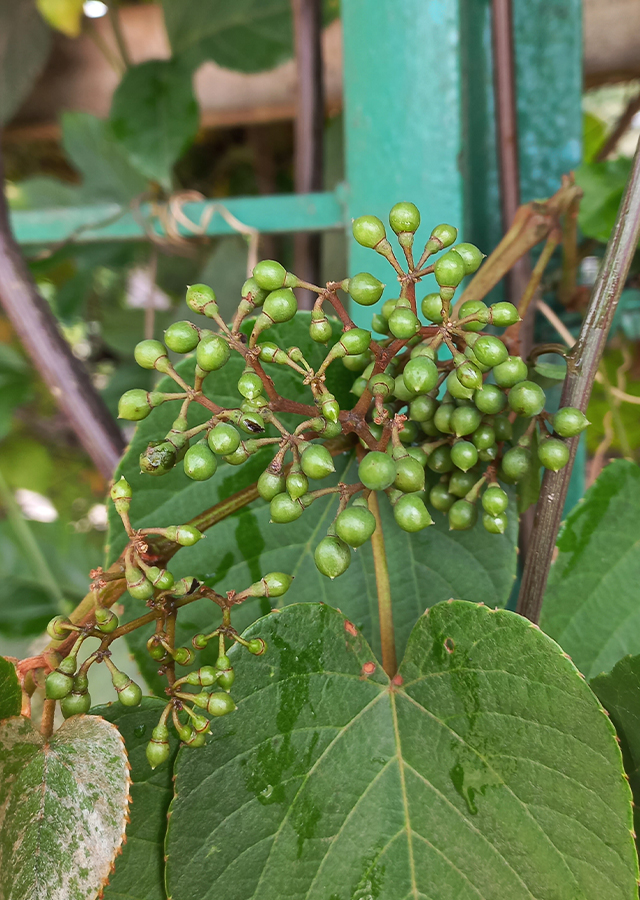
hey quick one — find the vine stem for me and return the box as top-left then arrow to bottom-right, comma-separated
516,139 -> 640,624
41,699 -> 55,739
368,492 -> 397,677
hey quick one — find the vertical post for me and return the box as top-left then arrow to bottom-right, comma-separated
292,0 -> 324,308
341,0 -> 464,327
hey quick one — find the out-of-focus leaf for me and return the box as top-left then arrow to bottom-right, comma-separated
575,157 -> 634,245
0,656 -> 21,719
8,176 -> 83,210
583,111 -> 607,164
36,0 -> 83,37
0,0 -> 51,125
110,59 -> 199,189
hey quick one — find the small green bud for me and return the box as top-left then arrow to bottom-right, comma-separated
253,259 -> 287,291
163,525 -> 204,546
118,389 -> 153,421
247,638 -> 267,655
46,615 -> 72,640
352,215 -> 386,248
263,288 -> 298,323
94,607 -> 119,633
348,272 -> 385,306
164,320 -> 200,354
186,284 -> 218,318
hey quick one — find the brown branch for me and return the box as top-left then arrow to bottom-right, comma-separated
0,148 -> 125,478
517,139 -> 640,623
596,90 -> 640,162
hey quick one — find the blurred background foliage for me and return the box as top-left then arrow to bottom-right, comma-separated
0,0 -> 638,673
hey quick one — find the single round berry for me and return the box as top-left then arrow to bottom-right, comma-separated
473,335 -> 508,368
134,340 -> 168,371
393,494 -> 433,532
358,452 -> 397,491
242,277 -> 268,303
314,535 -> 351,578
451,405 -> 482,437
449,499 -> 478,531
95,607 -> 119,633
381,297 -> 398,320
217,667 -> 235,690
428,223 -> 458,249
393,374 -> 418,402
388,307 -> 420,339
128,578 -> 155,600
369,372 -> 395,398
508,380 -> 546,417
263,572 -> 293,597
458,300 -> 489,332
372,313 -> 389,334
335,506 -> 377,548
450,441 -> 478,472
403,357 -> 438,394
452,242 -> 484,275
398,419 -> 418,443
186,283 -> 218,317
238,411 -> 265,434
483,512 -> 507,534
117,680 -> 143,707
389,201 -> 420,234
343,351 -> 372,372
446,370 -> 474,401
493,355 -> 528,388
208,423 -> 241,456
501,446 -> 532,482
493,415 -> 513,442
286,470 -> 308,499
140,441 -> 177,476
538,438 -> 570,471
46,615 -> 71,640
60,690 -> 91,718
426,445 -> 454,474
490,301 -> 519,326
118,389 -> 152,421
421,292 -> 446,323
167,525 -> 203,546
552,407 -> 589,438
253,259 -> 287,291
394,455 -> 426,493
146,739 -> 170,769
434,250 -> 465,287
270,493 -> 303,523
164,321 -> 200,354
300,444 -> 335,480
184,443 -> 218,481
449,469 -> 478,498
352,215 -> 386,248
206,692 -> 237,717
45,670 -> 74,700
455,360 -> 483,390
482,485 -> 509,516
478,445 -> 498,462
348,272 -> 385,306
196,334 -> 230,371
407,446 -> 428,467
310,318 -> 333,343
247,638 -> 267,655
430,482 -> 456,512
433,402 -> 454,434
146,567 -> 174,590
471,423 -> 496,450
238,369 -> 263,400
263,288 -> 298,323
339,328 -> 371,356
409,394 -> 437,422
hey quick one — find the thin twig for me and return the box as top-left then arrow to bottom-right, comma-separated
368,492 -> 396,677
596,90 -> 640,162
107,0 -> 131,69
517,139 -> 640,623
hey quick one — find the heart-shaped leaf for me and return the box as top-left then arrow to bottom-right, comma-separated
0,714 -> 130,900
0,655 -> 21,719
541,459 -> 640,678
165,602 -> 637,900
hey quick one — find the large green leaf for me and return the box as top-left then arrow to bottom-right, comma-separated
110,59 -> 199,189
95,699 -> 181,900
591,654 -> 640,849
0,656 -> 21,719
541,459 -> 640,679
0,714 -> 130,900
575,157 -> 634,245
0,0 -> 51,125
165,601 -> 637,899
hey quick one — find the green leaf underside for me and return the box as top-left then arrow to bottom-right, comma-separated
591,654 -> 640,847
166,602 -> 636,900
541,460 -> 640,679
95,699 -> 181,900
0,655 -> 21,718
0,715 -> 130,900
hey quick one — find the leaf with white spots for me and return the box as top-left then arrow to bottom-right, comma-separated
0,714 -> 131,900
165,602 -> 637,900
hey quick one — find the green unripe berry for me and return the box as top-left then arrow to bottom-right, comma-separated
45,670 -> 74,700
300,444 -> 335,480
450,441 -> 479,472
433,402 -> 454,434
60,689 -> 91,718
263,572 -> 294,597
258,469 -> 286,501
434,249 -> 465,287
372,313 -> 389,334
342,351 -> 372,373
471,423 -> 496,450
352,215 -> 386,248
146,738 -> 170,769
446,370 -> 474,401
381,298 -> 398,320
391,454 -> 423,491
263,288 -> 298,323
482,485 -> 509,516
163,525 -> 204,547
426,445 -> 454,474
146,567 -> 174,589
393,374 -> 417,402
388,307 -> 420,339
206,692 -> 237,717
335,506 -> 377,548
427,223 -> 458,251
270,493 -> 303,523
449,470 -> 478,498
429,482 -> 456,512
552,407 -> 589,438
409,394 -> 437,422
339,328 -> 371,356
140,441 -> 176,476
237,369 -> 263,400
483,512 -> 507,534
208,423 -> 241,456
403,357 -> 438,394
95,607 -> 119,633
455,360 -> 483,390
110,476 -> 132,502
464,344 -> 491,373
358,452 -> 397,491
186,666 -> 218,686
253,259 -> 287,291
421,292 -> 446,323
494,415 -> 513,442
237,411 -> 265,434
118,389 -> 152,421
186,284 -> 218,317
164,321 -> 200,354
314,535 -> 351,579
451,405 -> 482,437
490,302 -> 520,327
215,654 -> 231,671
128,578 -> 155,601
258,341 -> 279,363
507,380 -> 546,417
286,470 -> 308,499
47,615 -> 71,639
134,339 -> 168,371
501,446 -> 532,482
474,384 -> 507,415
318,394 -> 340,423
348,272 -> 385,306
117,680 -> 143,707
538,437 -> 570,471
389,201 -> 420,234
310,317 -> 333,343
458,300 -> 489,332
247,638 -> 266,655
217,667 -> 235,690
184,442 -> 218,481
473,335 -> 508,368
393,494 -> 433,532
452,242 -> 484,275
449,499 -> 478,531
493,355 -> 528,388
398,419 -> 418,443
174,647 -> 195,666
196,334 -> 230,372
478,445 -> 499,462
368,372 -> 395,398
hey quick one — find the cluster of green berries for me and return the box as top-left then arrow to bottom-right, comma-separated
44,477 -> 285,766
117,200 -> 589,580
